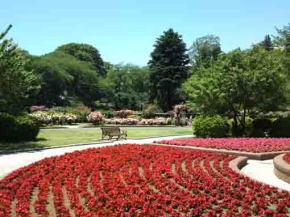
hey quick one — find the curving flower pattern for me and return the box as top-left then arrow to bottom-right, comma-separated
0,144 -> 289,216
157,138 -> 290,153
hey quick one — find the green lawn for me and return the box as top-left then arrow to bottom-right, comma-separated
0,127 -> 192,152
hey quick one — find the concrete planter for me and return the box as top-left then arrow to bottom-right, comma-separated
274,154 -> 290,183
150,143 -> 287,160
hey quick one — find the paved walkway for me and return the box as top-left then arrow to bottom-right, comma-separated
241,159 -> 290,191
0,135 -> 190,179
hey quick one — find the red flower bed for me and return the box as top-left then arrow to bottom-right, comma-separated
156,138 -> 290,153
0,144 -> 289,216
283,153 -> 290,164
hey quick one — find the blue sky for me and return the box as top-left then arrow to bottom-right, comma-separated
1,0 -> 289,66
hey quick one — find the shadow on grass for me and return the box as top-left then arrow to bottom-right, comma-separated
0,137 -> 47,153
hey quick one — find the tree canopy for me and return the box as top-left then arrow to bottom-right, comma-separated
28,50 -> 103,107
273,23 -> 290,48
183,48 -> 287,136
189,34 -> 221,67
56,43 -> 106,76
102,64 -> 150,110
2,22 -> 290,120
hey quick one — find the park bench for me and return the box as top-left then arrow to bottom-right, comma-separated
100,127 -> 127,140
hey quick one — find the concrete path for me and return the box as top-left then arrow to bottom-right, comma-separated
241,159 -> 290,191
0,135 -> 190,179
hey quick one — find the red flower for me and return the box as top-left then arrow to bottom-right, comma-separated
156,138 -> 290,153
0,144 -> 289,216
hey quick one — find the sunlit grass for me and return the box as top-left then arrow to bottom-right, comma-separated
0,127 -> 192,151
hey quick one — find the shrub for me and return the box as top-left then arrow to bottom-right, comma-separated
138,117 -> 166,125
193,115 -> 229,138
75,111 -> 90,123
29,111 -> 77,125
87,111 -> 104,125
0,113 -> 17,141
29,111 -> 52,125
103,117 -> 170,125
270,117 -> 290,137
228,116 -> 253,137
166,118 -> 173,125
102,110 -> 115,118
104,118 -> 139,125
142,104 -> 161,119
116,110 -> 134,118
14,116 -> 40,141
0,113 -> 40,142
179,117 -> 189,126
66,105 -> 91,122
61,113 -> 78,124
251,118 -> 272,137
252,118 -> 272,130
51,106 -> 66,113
75,105 -> 91,113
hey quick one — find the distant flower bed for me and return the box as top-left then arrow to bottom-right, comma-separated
29,110 -> 173,126
283,153 -> 290,163
103,117 -> 170,125
156,138 -> 290,153
0,144 -> 289,216
29,111 -> 77,125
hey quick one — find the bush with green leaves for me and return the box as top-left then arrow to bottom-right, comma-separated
271,117 -> 290,137
14,116 -> 40,141
251,118 -> 272,137
102,110 -> 115,118
0,113 -> 16,141
228,116 -> 253,137
0,113 -> 40,142
193,115 -> 229,138
142,104 -> 161,119
64,105 -> 91,123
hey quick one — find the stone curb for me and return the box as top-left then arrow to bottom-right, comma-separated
149,143 -> 287,160
229,156 -> 248,173
274,154 -> 290,183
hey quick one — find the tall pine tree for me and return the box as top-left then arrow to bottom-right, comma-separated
0,25 -> 39,113
148,29 -> 189,111
262,35 -> 273,51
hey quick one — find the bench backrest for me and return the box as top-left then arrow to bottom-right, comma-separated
101,127 -> 121,136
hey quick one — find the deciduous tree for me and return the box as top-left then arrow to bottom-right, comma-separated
183,48 -> 286,136
189,34 -> 221,67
